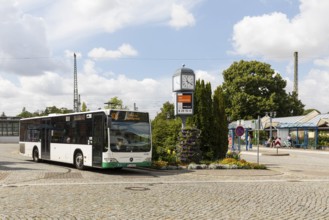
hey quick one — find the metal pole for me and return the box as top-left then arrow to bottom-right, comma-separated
238,119 -> 241,152
257,116 -> 260,164
270,116 -> 272,142
238,136 -> 241,152
181,116 -> 186,129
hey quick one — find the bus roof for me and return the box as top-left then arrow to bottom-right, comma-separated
19,109 -> 149,121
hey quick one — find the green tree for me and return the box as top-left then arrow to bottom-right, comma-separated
17,106 -> 73,118
81,102 -> 89,112
151,102 -> 181,161
287,92 -> 305,116
17,107 -> 34,118
43,106 -> 73,115
191,80 -> 214,160
222,60 -> 304,120
213,86 -> 229,159
105,97 -> 128,109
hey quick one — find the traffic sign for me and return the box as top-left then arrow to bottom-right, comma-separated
235,125 -> 245,137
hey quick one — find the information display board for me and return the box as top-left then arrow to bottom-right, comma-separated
174,92 -> 193,115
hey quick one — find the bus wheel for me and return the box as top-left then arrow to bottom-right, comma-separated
74,152 -> 84,170
32,148 -> 40,162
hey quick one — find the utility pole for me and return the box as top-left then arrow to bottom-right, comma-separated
294,51 -> 298,96
73,53 -> 80,112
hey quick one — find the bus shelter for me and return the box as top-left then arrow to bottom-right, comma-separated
276,122 -> 318,149
228,120 -> 258,151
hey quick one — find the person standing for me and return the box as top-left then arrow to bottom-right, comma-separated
248,133 -> 253,149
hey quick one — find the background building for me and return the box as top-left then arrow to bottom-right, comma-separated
0,116 -> 20,143
229,110 -> 329,150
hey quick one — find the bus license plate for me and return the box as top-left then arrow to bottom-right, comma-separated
127,164 -> 136,167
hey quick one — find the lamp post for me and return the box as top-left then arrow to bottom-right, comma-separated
266,111 -> 277,142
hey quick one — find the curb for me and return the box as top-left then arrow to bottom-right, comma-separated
262,153 -> 290,156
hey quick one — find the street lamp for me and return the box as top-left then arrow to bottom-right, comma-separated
266,111 -> 277,142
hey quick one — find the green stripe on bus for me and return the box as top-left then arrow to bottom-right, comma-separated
102,161 -> 152,168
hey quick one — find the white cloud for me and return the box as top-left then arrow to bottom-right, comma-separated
0,1 -> 71,76
232,0 -> 329,60
299,69 -> 329,113
0,76 -> 20,98
195,69 -> 223,90
314,57 -> 329,68
88,44 -> 138,60
169,4 -> 195,30
78,60 -> 171,118
0,58 -> 171,118
20,71 -> 70,95
32,0 -> 199,42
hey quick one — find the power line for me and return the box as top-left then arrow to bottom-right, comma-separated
0,56 -> 52,60
0,54 -> 323,64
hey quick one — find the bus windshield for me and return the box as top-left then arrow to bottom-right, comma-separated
109,111 -> 151,153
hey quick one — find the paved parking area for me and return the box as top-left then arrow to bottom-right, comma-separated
1,144 -> 329,219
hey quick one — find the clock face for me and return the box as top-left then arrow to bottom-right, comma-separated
181,74 -> 194,89
173,75 -> 181,91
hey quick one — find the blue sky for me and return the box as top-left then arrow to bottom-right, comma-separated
1,0 -> 329,118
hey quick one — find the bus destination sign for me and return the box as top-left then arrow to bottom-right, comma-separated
111,111 -> 149,122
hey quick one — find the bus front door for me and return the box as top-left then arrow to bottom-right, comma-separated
40,119 -> 51,160
92,114 -> 105,167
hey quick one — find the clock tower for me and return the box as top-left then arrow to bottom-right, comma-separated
172,66 -> 196,128
172,67 -> 195,92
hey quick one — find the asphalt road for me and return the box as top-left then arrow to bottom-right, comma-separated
1,144 -> 329,219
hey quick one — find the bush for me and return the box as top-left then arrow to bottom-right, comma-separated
236,160 -> 251,169
200,160 -> 213,165
221,158 -> 238,164
226,150 -> 240,160
220,158 -> 267,169
152,160 -> 168,169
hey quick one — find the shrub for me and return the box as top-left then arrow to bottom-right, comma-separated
221,158 -> 238,164
152,160 -> 168,169
220,158 -> 267,169
226,150 -> 240,160
236,160 -> 251,169
200,160 -> 213,165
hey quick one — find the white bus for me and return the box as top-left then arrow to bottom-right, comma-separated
19,110 -> 152,170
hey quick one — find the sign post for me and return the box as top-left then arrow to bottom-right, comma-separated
235,125 -> 245,152
257,116 -> 260,164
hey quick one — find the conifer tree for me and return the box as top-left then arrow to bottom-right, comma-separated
192,80 -> 214,160
213,86 -> 228,159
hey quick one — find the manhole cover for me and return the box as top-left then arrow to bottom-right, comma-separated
44,172 -> 83,179
125,187 -> 150,191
